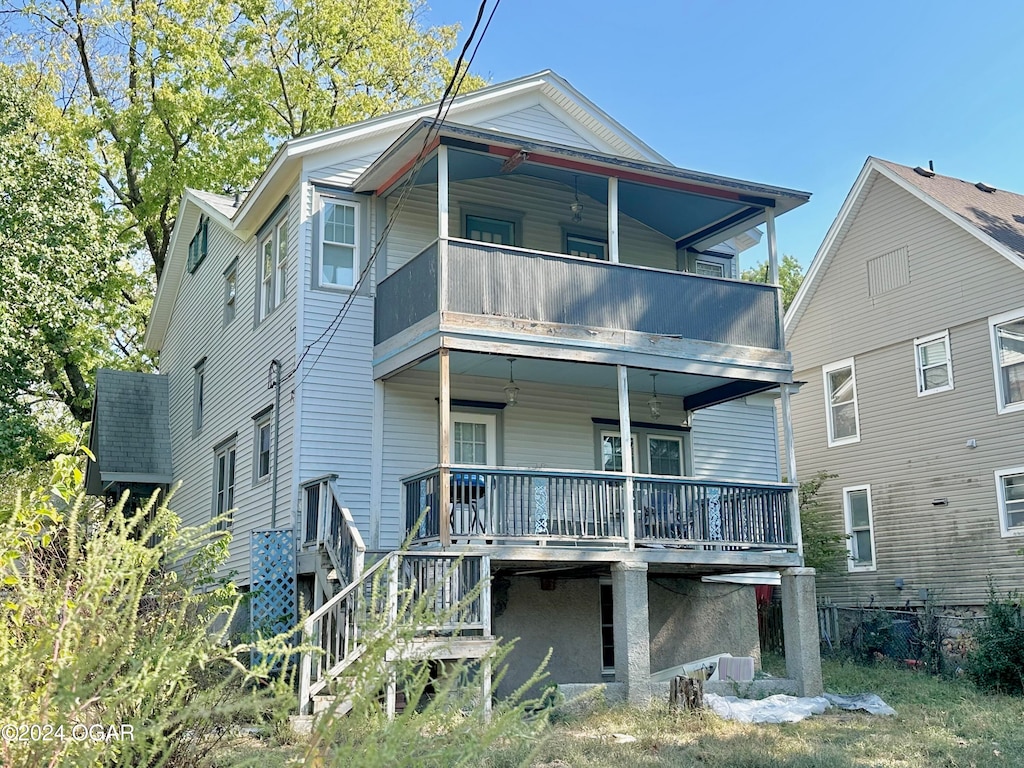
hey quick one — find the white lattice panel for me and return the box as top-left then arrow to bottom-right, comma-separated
250,529 -> 296,667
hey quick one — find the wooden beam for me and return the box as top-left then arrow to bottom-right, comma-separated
684,380 -> 780,412
439,348 -> 452,548
616,365 -> 635,550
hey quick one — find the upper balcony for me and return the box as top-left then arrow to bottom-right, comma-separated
354,120 -> 810,381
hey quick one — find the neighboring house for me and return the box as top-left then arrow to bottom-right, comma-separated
786,157 -> 1024,610
87,70 -> 821,711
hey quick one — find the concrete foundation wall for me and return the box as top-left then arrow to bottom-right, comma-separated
493,572 -> 761,698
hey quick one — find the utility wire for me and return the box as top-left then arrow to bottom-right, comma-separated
284,0 -> 501,391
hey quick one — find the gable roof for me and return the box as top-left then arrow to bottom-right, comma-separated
786,157 -> 1024,337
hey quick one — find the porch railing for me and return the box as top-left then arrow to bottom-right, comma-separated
301,475 -> 366,585
402,466 -> 796,550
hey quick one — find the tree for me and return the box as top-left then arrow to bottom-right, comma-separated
741,253 -> 805,311
2,0 -> 482,277
797,470 -> 848,573
0,66 -> 149,472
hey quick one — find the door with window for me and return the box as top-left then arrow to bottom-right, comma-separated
450,413 -> 496,533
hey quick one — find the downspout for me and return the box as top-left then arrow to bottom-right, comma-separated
271,359 -> 282,529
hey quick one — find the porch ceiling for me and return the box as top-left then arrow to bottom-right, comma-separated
412,351 -> 749,400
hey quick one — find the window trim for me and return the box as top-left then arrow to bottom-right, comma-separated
843,484 -> 876,572
995,466 -> 1024,538
213,440 -> 237,531
317,195 -> 360,290
193,358 -> 207,437
989,306 -> 1024,415
914,329 -> 953,397
253,408 -> 273,484
822,357 -> 861,447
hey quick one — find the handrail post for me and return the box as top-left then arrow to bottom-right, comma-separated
481,555 -> 492,636
298,618 -> 313,714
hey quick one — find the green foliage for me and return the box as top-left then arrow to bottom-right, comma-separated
741,253 -> 805,310
968,590 -> 1024,695
797,470 -> 847,573
0,444 -> 293,767
2,0 -> 484,276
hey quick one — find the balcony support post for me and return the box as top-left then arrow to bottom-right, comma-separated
612,561 -> 650,703
616,365 -> 635,550
608,176 -> 620,263
439,348 -> 452,548
780,384 -> 803,556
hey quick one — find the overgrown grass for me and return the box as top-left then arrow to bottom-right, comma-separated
474,658 -> 1024,768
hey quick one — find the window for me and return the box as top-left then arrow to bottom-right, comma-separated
843,485 -> 875,571
213,442 -> 236,530
695,259 -> 725,278
566,233 -> 607,260
648,436 -> 683,476
260,218 -> 288,319
450,413 -> 496,465
600,581 -> 615,674
187,216 -> 208,273
990,308 -> 1024,414
465,214 -> 515,246
320,198 -> 358,288
914,330 -> 953,396
254,411 -> 272,482
601,431 -> 639,472
823,358 -> 860,447
995,467 -> 1024,537
224,260 -> 237,324
193,359 -> 206,435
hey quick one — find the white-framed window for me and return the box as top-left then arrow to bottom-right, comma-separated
695,259 -> 725,278
995,467 -> 1024,537
600,431 -> 639,473
254,411 -> 273,483
915,330 -> 953,396
193,358 -> 206,436
989,307 -> 1024,414
319,197 -> 359,289
259,217 -> 288,319
647,435 -> 683,476
566,233 -> 607,260
213,441 -> 236,530
843,485 -> 876,571
224,260 -> 237,324
823,358 -> 860,447
187,216 -> 208,273
450,413 -> 497,466
599,579 -> 615,674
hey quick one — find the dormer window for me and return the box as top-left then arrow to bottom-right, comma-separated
187,216 -> 208,273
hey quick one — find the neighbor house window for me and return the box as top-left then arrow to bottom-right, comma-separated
187,216 -> 208,273
213,441 -> 236,530
823,358 -> 860,447
260,218 -> 288,319
254,410 -> 273,482
915,330 -> 953,396
990,308 -> 1024,414
320,198 -> 358,288
224,260 -> 237,324
193,358 -> 206,435
465,214 -> 515,246
843,485 -> 875,571
995,467 -> 1024,537
566,233 -> 606,260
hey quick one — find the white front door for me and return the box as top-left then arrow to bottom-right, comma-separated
450,413 -> 496,466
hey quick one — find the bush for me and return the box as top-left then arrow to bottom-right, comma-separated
798,470 -> 847,573
967,591 -> 1024,695
0,451 -> 293,767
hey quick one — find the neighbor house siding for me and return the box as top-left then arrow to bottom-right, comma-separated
161,191 -> 300,583
787,174 -> 1024,606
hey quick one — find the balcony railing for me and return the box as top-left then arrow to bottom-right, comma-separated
402,466 -> 796,551
375,238 -> 782,350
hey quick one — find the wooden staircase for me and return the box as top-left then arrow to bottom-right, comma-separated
297,479 -> 494,719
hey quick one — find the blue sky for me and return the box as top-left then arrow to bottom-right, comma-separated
424,0 -> 1024,270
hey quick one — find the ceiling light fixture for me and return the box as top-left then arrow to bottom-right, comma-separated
570,175 -> 584,223
648,373 -> 662,420
503,357 -> 520,407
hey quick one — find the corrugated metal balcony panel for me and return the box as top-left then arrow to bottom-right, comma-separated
374,242 -> 438,343
446,241 -> 782,350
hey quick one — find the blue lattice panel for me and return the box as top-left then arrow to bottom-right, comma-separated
250,529 -> 296,667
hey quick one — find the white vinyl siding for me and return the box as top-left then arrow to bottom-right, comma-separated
990,307 -> 1024,414
823,358 -> 860,447
690,397 -> 780,483
996,467 -> 1024,537
843,485 -> 875,571
914,330 -> 953,396
477,103 -> 601,151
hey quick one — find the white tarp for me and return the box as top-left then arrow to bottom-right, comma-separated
704,692 -> 896,724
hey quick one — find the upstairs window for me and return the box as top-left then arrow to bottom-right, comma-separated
465,214 -> 515,246
915,330 -> 953,396
694,259 -> 725,278
254,410 -> 273,482
213,441 -> 236,531
188,216 -> 208,273
193,358 -> 206,436
224,260 -> 237,324
320,199 -> 359,289
844,485 -> 876,571
990,308 -> 1024,414
259,218 -> 288,320
823,358 -> 860,447
566,233 -> 606,260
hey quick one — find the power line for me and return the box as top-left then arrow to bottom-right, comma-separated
285,0 -> 501,391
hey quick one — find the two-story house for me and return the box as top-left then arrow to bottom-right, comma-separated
87,71 -> 821,712
786,157 -> 1024,610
